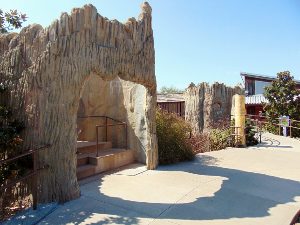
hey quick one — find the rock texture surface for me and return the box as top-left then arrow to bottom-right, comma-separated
77,76 -> 149,163
0,3 -> 158,203
184,82 -> 243,133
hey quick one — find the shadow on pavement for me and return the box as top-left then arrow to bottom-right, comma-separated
35,154 -> 300,224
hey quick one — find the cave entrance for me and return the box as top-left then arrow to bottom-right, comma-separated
75,73 -> 148,180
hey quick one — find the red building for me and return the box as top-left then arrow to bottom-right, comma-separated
241,72 -> 300,115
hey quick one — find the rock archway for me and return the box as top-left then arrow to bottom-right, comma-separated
0,3 -> 158,203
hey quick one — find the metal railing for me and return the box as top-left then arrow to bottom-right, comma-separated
246,114 -> 300,138
230,114 -> 262,145
77,116 -> 127,156
245,115 -> 263,143
0,144 -> 50,212
229,125 -> 243,146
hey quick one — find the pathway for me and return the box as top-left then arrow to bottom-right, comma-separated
6,133 -> 300,225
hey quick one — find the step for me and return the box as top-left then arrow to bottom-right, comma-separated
77,153 -> 91,166
76,165 -> 96,180
77,152 -> 105,166
77,141 -> 112,154
89,148 -> 135,174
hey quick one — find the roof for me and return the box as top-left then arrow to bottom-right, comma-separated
241,72 -> 300,84
245,94 -> 268,105
157,93 -> 185,103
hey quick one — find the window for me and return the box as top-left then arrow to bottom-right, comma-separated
255,80 -> 270,95
245,79 -> 255,95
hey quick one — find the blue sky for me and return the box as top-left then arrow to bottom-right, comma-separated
2,0 -> 300,90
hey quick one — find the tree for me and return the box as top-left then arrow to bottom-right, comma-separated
0,66 -> 28,222
264,71 -> 300,136
0,9 -> 27,220
159,86 -> 184,94
0,84 -> 25,183
0,9 -> 26,33
0,9 -> 27,183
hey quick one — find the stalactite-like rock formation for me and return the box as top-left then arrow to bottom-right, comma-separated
0,2 -> 157,203
184,82 -> 243,133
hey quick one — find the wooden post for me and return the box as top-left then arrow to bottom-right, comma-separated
32,149 -> 37,210
125,123 -> 128,149
96,127 -> 99,157
278,124 -> 281,136
105,117 -> 108,142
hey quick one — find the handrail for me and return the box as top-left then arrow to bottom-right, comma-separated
77,115 -> 125,125
231,113 -> 300,142
0,144 -> 50,165
77,115 -> 127,156
244,114 -> 300,124
245,114 -> 300,137
0,144 -> 51,211
0,171 -> 36,190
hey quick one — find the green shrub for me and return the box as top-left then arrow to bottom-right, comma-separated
207,118 -> 259,150
156,109 -> 194,165
245,120 -> 259,146
209,128 -> 231,151
0,103 -> 25,185
264,122 -> 278,135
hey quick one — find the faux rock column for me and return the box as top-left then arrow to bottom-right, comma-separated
0,2 -> 158,203
184,82 -> 243,134
233,94 -> 246,146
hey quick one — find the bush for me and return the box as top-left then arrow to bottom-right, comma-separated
156,109 -> 194,165
0,83 -> 30,221
188,129 -> 231,153
188,133 -> 210,154
209,128 -> 231,151
187,120 -> 232,153
0,98 -> 25,184
245,120 -> 258,146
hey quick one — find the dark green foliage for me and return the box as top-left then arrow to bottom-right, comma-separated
264,71 -> 300,119
156,109 -> 194,165
264,71 -> 300,137
245,120 -> 258,146
0,10 -> 28,185
0,10 -> 31,221
0,9 -> 27,33
0,83 -> 25,185
0,83 -> 31,222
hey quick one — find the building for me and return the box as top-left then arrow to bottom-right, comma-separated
241,72 -> 300,115
157,93 -> 185,117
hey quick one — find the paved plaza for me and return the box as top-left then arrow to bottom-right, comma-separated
6,133 -> 300,225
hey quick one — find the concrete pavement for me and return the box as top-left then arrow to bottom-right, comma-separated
6,133 -> 300,225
